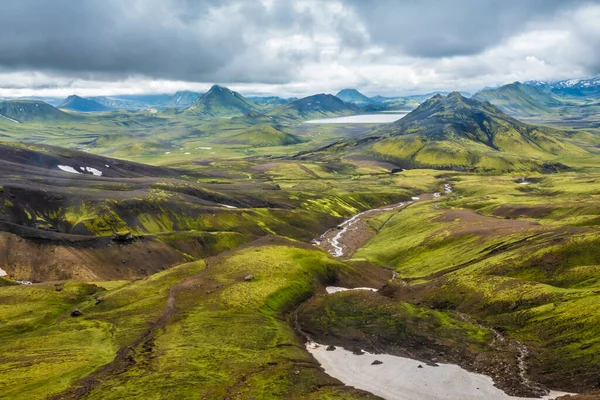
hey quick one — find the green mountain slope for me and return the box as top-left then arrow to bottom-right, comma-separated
59,95 -> 112,112
247,96 -> 295,112
0,100 -> 76,123
300,93 -> 586,172
184,85 -> 256,118
472,82 -> 560,116
267,93 -> 357,121
219,124 -> 303,147
369,92 -> 584,171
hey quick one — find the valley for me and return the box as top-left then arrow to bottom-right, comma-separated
1,81 -> 600,400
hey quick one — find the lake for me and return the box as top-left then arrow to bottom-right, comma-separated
305,113 -> 407,124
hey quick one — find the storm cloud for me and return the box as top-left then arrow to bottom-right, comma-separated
0,0 -> 599,96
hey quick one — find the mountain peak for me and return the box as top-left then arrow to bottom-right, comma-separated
383,92 -> 515,142
447,91 -> 464,99
335,88 -> 374,105
184,84 -> 255,117
58,95 -> 111,112
266,93 -> 357,121
208,84 -> 228,93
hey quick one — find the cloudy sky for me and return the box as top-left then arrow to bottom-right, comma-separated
1,0 -> 599,98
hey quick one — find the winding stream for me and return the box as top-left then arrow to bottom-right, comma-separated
314,201 -> 412,257
305,184 -> 573,399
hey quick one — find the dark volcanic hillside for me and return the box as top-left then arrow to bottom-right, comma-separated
0,142 -> 185,179
267,93 -> 357,121
0,100 -> 75,123
184,85 -> 256,118
59,95 -> 112,112
0,142 -> 364,282
473,82 -> 560,116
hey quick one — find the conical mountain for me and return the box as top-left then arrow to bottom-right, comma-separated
184,85 -> 255,118
367,92 -> 584,171
0,100 -> 75,123
335,88 -> 375,105
59,95 -> 112,112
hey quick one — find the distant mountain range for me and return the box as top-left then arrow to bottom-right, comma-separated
2,74 -> 599,119
526,77 -> 600,98
335,88 -> 472,111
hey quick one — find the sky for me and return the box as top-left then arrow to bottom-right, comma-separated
1,0 -> 599,98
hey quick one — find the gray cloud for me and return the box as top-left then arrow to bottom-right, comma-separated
343,0 -> 592,58
0,0 -> 318,83
0,0 -> 599,95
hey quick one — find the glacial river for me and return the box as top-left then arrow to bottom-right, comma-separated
306,185 -> 572,400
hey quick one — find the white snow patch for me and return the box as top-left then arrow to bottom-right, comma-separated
58,165 -> 81,174
0,113 -> 20,123
105,164 -> 110,168
433,193 -> 441,198
306,343 -> 571,400
411,196 -> 420,200
197,147 -> 212,150
85,167 -> 102,176
220,204 -> 237,209
326,287 -> 377,294
184,152 -> 191,155
518,178 -> 531,185
0,268 -> 7,277
444,183 -> 453,193
165,152 -> 171,154
79,167 -> 85,171
16,280 -> 33,285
